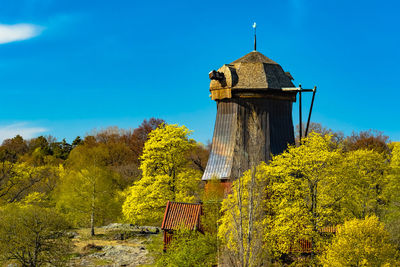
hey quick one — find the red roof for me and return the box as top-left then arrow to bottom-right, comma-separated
161,201 -> 202,231
291,226 -> 337,253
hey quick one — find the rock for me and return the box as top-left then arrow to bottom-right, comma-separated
113,233 -> 125,240
82,243 -> 103,253
88,245 -> 150,266
66,231 -> 79,238
102,223 -> 161,235
102,223 -> 130,230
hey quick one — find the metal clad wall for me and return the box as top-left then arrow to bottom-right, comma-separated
202,101 -> 238,180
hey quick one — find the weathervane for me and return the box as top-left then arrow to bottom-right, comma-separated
253,22 -> 257,51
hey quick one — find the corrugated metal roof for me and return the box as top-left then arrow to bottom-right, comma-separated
161,201 -> 202,231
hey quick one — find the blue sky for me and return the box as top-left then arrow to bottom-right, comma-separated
0,0 -> 399,143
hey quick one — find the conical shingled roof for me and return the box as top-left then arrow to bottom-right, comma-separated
231,50 -> 278,65
209,50 -> 294,98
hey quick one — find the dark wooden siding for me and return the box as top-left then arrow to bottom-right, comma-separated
202,98 -> 294,181
163,231 -> 173,251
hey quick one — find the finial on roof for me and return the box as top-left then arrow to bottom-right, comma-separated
253,22 -> 257,51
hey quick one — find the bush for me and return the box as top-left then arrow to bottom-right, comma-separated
320,216 -> 398,266
156,230 -> 217,267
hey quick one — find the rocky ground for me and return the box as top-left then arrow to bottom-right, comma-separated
68,224 -> 162,267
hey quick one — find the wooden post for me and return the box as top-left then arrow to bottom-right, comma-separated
305,86 -> 317,137
299,84 -> 302,144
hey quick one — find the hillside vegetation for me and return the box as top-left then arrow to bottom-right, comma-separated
0,120 -> 399,266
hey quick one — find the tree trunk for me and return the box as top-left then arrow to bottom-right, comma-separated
237,171 -> 245,267
33,234 -> 39,267
91,210 -> 95,236
172,168 -> 176,201
91,182 -> 96,236
245,166 -> 256,267
310,182 -> 318,260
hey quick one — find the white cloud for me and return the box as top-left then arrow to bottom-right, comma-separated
0,23 -> 43,44
0,123 -> 47,142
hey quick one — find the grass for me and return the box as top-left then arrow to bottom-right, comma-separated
72,227 -> 147,255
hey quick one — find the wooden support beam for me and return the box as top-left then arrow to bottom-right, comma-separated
305,86 -> 317,137
299,84 -> 302,144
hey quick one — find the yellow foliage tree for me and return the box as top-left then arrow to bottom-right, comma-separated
263,133 -> 342,258
320,216 -> 398,266
218,165 -> 269,266
382,142 -> 400,247
122,124 -> 201,225
339,149 -> 388,219
219,132 -> 391,263
261,133 -> 389,260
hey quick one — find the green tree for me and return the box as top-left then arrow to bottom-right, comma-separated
0,135 -> 28,163
0,162 -> 62,205
320,216 -> 398,266
56,144 -> 122,236
72,136 -> 83,147
123,124 -> 201,225
51,139 -> 72,160
0,203 -> 72,267
28,136 -> 51,156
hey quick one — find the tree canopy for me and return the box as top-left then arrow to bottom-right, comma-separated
56,143 -> 122,235
123,124 -> 202,225
0,202 -> 72,267
320,216 -> 398,266
0,121 -> 399,265
219,131 -> 397,265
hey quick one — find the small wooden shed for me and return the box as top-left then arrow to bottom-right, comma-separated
292,226 -> 337,253
161,201 -> 202,250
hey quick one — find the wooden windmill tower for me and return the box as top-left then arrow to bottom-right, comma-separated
202,24 -> 316,187
161,25 -> 317,250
